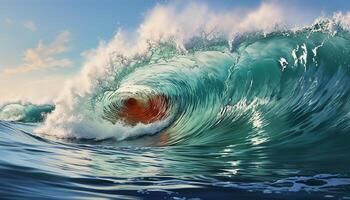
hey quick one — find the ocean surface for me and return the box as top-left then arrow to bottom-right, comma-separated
1,18 -> 350,199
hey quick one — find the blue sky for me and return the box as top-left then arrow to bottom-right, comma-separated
0,0 -> 162,74
0,0 -> 349,103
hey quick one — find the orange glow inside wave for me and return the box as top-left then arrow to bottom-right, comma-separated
117,95 -> 169,125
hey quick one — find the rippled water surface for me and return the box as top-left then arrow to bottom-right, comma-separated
0,121 -> 349,199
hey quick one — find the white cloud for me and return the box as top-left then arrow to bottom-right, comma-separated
4,18 -> 13,25
80,48 -> 97,59
23,20 -> 37,32
1,31 -> 72,75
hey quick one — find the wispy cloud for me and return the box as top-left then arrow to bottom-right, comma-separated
23,20 -> 37,32
4,18 -> 13,25
2,31 -> 73,76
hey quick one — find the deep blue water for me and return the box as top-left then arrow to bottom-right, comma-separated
0,121 -> 349,199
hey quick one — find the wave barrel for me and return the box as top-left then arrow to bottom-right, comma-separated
116,94 -> 169,125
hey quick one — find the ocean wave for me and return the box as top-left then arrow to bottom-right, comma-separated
0,103 -> 54,123
32,9 -> 350,151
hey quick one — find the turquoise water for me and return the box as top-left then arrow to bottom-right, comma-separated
0,20 -> 350,199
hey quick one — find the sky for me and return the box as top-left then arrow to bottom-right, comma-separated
0,0 -> 350,103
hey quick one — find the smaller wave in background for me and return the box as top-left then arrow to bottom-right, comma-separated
0,103 -> 54,123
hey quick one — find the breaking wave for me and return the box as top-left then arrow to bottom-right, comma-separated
34,16 -> 350,148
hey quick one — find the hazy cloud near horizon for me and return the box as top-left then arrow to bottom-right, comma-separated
23,20 -> 37,32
